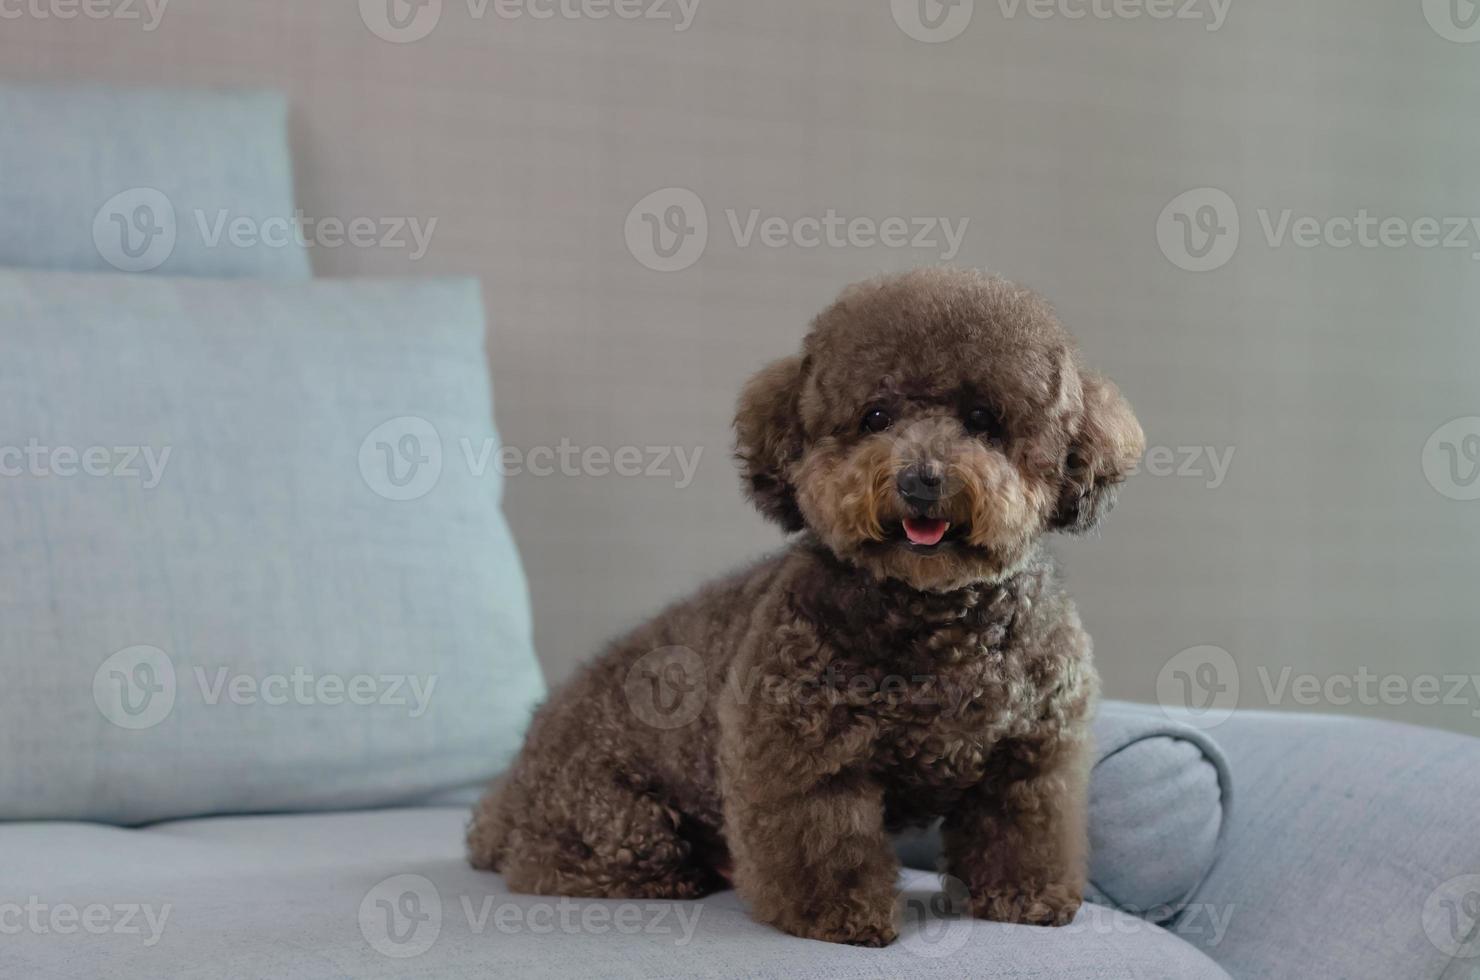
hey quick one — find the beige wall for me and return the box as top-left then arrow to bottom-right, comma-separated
5,0 -> 1479,736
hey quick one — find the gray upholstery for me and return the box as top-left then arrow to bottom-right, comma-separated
0,807 -> 1231,980
1163,708 -> 1480,980
3,708 -> 1478,977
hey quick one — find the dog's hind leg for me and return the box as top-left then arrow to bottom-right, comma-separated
466,773 -> 514,872
470,755 -> 723,901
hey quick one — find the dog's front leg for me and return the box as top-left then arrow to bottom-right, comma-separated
717,643 -> 899,946
943,729 -> 1091,927
722,765 -> 899,946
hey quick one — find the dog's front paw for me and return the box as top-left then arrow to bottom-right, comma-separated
773,904 -> 899,947
971,884 -> 1082,927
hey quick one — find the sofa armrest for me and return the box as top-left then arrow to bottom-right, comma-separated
1163,707 -> 1480,980
895,701 -> 1231,923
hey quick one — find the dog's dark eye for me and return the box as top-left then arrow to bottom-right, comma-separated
964,407 -> 1002,437
861,408 -> 893,433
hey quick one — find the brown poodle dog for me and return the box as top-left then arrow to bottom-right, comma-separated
468,267 -> 1145,947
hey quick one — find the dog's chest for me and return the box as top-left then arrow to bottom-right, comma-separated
833,621 -> 1039,791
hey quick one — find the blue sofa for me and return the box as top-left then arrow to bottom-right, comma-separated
2,81 -> 1478,980
3,703 -> 1478,979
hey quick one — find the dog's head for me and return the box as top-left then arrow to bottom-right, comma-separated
735,268 -> 1145,592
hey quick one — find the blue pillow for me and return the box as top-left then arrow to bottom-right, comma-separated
0,269 -> 544,824
0,82 -> 310,279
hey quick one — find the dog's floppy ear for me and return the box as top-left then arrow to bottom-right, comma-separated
734,355 -> 807,532
1052,370 -> 1145,534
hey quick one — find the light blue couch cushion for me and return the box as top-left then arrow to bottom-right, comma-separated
0,269 -> 543,824
0,82 -> 310,279
0,807 -> 1232,979
1085,703 -> 1231,919
896,701 -> 1231,924
1163,709 -> 1480,980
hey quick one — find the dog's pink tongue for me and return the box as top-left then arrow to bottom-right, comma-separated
903,518 -> 950,547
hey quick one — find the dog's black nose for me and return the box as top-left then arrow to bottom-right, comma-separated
897,463 -> 946,507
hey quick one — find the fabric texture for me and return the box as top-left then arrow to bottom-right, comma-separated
1162,708 -> 1480,980
894,701 -> 1232,923
0,269 -> 544,824
0,81 -> 310,279
1084,702 -> 1232,919
0,807 -> 1232,980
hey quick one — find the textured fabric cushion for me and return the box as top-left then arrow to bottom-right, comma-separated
1085,702 -> 1231,919
0,269 -> 543,823
1161,709 -> 1480,980
895,700 -> 1231,923
0,82 -> 310,279
0,808 -> 1232,980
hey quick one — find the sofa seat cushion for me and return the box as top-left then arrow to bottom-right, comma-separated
0,807 -> 1231,980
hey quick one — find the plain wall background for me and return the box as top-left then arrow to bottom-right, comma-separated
3,0 -> 1478,737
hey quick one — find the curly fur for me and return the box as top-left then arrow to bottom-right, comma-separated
468,267 -> 1145,946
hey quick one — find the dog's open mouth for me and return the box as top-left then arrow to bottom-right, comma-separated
897,518 -> 966,551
